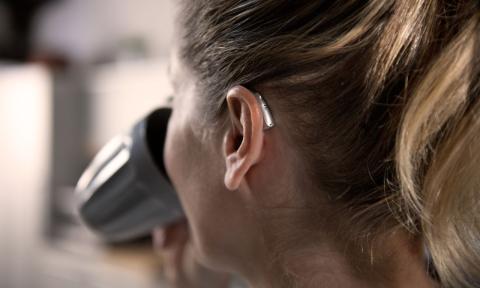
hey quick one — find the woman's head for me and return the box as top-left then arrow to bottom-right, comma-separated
164,1 -> 480,287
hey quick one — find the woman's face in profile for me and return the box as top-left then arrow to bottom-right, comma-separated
163,46 -> 262,270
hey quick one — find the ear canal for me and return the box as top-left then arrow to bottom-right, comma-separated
224,126 -> 242,157
233,133 -> 242,151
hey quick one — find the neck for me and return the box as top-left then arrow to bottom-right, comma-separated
242,229 -> 438,288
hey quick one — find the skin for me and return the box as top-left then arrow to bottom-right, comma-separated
151,45 -> 439,288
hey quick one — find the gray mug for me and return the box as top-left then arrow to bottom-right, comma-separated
75,108 -> 184,242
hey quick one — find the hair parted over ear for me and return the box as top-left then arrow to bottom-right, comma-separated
223,86 -> 265,191
179,1 -> 480,286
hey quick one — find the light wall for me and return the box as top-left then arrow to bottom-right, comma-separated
33,0 -> 177,62
0,65 -> 52,288
88,59 -> 172,151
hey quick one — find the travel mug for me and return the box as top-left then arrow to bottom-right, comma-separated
75,107 -> 184,242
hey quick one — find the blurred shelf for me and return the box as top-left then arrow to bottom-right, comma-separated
38,223 -> 167,288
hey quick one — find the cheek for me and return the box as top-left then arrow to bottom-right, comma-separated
163,113 -> 239,265
164,112 -> 218,224
164,113 -> 192,201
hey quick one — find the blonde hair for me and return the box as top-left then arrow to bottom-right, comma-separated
179,1 -> 480,286
397,16 -> 480,287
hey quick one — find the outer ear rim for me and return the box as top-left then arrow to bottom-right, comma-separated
223,86 -> 265,191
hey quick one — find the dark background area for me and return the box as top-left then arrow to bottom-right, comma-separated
0,0 -> 59,60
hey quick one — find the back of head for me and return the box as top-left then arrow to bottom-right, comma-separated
178,1 -> 480,287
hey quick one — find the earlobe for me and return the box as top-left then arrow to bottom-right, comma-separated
223,86 -> 265,191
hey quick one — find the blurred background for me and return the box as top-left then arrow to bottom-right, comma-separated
0,0 -> 177,287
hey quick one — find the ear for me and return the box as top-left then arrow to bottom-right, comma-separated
223,86 -> 265,191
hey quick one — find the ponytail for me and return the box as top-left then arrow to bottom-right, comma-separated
397,17 -> 480,288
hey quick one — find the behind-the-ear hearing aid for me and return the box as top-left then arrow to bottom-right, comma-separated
75,91 -> 274,243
